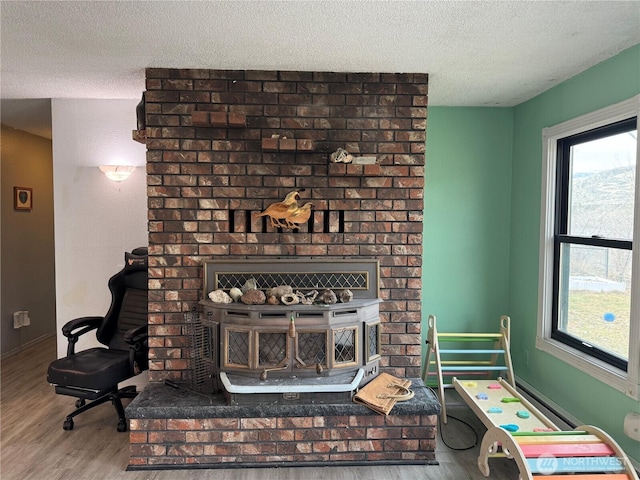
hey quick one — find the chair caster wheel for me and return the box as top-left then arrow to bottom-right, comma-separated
75,399 -> 86,408
117,421 -> 127,432
63,418 -> 74,431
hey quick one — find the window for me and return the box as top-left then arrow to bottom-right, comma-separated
538,96 -> 640,399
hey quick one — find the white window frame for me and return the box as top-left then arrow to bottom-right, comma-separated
537,95 -> 640,400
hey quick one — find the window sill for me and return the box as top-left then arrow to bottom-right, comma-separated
535,335 -> 638,400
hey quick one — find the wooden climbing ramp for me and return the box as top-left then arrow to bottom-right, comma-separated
421,313 -> 638,479
455,377 -> 638,479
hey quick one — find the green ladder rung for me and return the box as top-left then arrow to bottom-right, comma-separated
428,371 -> 501,376
441,366 -> 507,371
425,383 -> 455,389
439,349 -> 505,354
432,360 -> 497,365
434,337 -> 500,342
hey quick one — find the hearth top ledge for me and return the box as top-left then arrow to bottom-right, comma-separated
126,378 -> 441,419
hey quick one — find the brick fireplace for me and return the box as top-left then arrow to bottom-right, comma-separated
127,68 -> 437,469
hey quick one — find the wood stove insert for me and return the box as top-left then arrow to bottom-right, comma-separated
197,259 -> 382,405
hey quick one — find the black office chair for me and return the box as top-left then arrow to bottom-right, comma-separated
47,248 -> 149,432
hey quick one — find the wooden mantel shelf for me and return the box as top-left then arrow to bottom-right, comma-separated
191,111 -> 246,128
261,137 -> 314,152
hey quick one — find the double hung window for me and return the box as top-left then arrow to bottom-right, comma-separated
538,96 -> 639,399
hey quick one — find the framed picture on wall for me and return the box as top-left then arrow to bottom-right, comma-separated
14,187 -> 33,211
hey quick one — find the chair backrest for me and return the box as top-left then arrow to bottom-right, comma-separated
96,248 -> 148,350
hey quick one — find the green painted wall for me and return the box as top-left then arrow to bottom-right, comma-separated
423,107 -> 513,341
423,45 -> 640,463
510,44 -> 640,463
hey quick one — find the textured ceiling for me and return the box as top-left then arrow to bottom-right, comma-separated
1,0 -> 639,139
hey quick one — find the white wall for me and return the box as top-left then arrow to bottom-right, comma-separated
52,99 -> 147,356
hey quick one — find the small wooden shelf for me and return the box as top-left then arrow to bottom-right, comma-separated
191,111 -> 246,128
132,129 -> 146,144
261,138 -> 314,152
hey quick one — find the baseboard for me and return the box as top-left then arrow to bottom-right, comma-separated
515,376 -> 580,427
1,332 -> 55,360
127,459 -> 439,471
516,375 -> 640,473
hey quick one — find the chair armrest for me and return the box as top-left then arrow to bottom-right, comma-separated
61,316 -> 103,337
124,324 -> 148,347
61,316 -> 103,356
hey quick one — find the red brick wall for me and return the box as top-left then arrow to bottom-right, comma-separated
130,413 -> 437,467
144,68 -> 427,384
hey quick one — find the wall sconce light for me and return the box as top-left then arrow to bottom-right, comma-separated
99,165 -> 136,182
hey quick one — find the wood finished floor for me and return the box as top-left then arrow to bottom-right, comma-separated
1,337 -> 521,480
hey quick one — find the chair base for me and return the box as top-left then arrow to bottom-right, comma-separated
59,385 -> 138,432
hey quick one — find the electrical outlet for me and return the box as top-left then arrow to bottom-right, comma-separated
624,412 -> 640,441
12,311 -> 30,329
524,349 -> 529,366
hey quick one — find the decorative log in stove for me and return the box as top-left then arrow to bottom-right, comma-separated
195,259 -> 382,405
